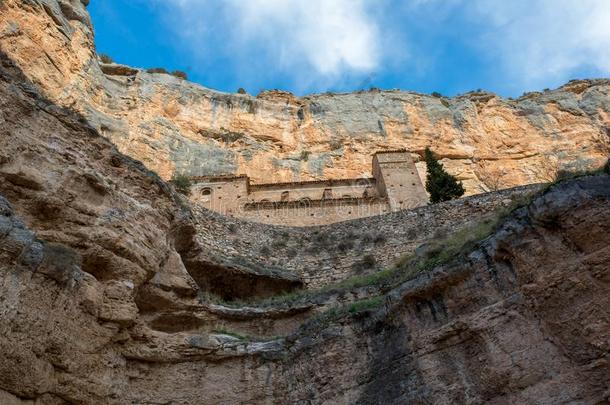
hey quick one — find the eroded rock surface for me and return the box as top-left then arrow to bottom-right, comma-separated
0,0 -> 609,194
1,47 -> 609,403
0,1 -> 609,404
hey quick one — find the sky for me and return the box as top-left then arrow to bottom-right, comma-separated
89,0 -> 610,97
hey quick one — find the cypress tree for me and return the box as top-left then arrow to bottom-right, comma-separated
424,147 -> 465,203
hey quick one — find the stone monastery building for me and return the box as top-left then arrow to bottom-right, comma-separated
190,150 -> 428,226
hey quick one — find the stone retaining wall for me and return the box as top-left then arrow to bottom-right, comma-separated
194,185 -> 542,288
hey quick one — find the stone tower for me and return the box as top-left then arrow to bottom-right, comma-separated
372,150 -> 428,211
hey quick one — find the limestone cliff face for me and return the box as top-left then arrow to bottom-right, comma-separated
1,54 -> 609,403
1,0 -> 609,195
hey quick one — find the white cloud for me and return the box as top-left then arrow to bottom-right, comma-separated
151,0 -> 610,94
230,0 -> 379,74
159,0 -> 382,90
470,0 -> 610,86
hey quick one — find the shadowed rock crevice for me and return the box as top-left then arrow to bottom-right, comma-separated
182,254 -> 303,301
356,318 -> 427,404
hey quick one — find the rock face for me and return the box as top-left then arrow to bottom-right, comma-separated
0,1 -> 609,404
0,0 -> 609,195
0,43 -> 609,403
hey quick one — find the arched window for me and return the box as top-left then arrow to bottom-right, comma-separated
298,197 -> 312,208
281,191 -> 289,201
201,188 -> 212,196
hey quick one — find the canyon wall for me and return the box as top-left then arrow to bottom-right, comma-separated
0,1 -> 609,404
1,0 -> 609,195
0,58 -> 608,402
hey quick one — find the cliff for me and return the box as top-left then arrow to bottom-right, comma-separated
0,1 -> 609,404
1,44 -> 609,403
1,0 -> 609,194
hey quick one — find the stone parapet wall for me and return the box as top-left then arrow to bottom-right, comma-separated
240,197 -> 390,226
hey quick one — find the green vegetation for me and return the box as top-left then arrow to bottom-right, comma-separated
201,128 -> 245,143
212,329 -> 247,340
431,92 -> 443,98
146,67 -> 188,80
299,150 -> 312,161
237,88 -> 247,94
348,297 -> 383,314
171,70 -> 188,80
329,139 -> 344,150
99,53 -> 114,64
424,147 -> 465,203
170,174 -> 192,195
220,130 -> 244,143
147,67 -> 169,74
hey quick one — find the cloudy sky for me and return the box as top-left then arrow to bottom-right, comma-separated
90,0 -> 610,97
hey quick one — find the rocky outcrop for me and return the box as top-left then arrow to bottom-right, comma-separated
0,1 -> 609,404
273,175 -> 610,404
0,0 -> 609,195
1,45 -> 609,403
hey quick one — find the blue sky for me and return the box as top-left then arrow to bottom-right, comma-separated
90,0 -> 610,97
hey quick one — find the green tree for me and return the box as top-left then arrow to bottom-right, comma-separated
171,174 -> 192,195
424,147 -> 465,203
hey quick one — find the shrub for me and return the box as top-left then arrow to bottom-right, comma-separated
171,70 -> 188,80
431,91 -> 443,98
362,254 -> 376,268
424,147 -> 465,203
329,139 -> 343,150
99,53 -> 114,64
300,150 -> 311,161
237,88 -> 247,94
352,254 -> 377,273
348,297 -> 383,314
147,67 -> 169,74
373,234 -> 386,244
219,129 -> 244,143
171,173 -> 191,195
337,240 -> 354,252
